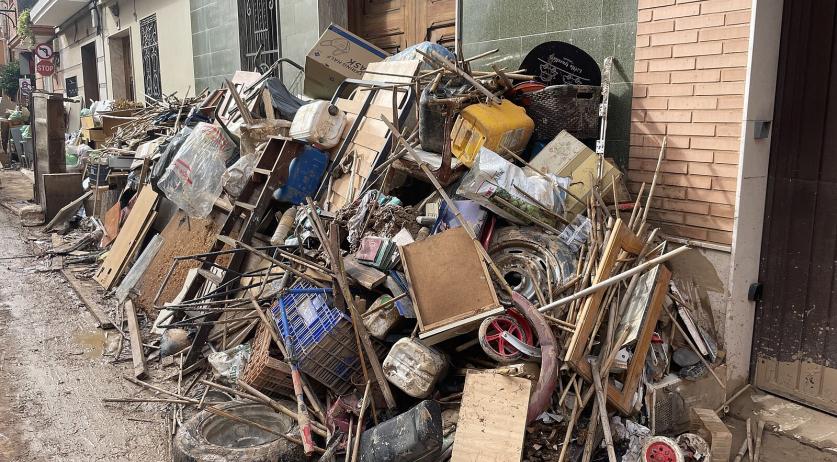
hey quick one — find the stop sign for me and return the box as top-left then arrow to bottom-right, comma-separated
36,59 -> 54,76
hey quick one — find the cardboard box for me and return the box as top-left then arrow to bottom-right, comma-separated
529,130 -> 621,218
80,115 -> 96,129
100,109 -> 138,137
304,23 -> 388,99
83,127 -> 107,142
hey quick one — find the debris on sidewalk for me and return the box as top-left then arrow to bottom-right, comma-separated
20,31 -> 731,462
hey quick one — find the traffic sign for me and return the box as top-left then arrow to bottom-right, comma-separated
36,59 -> 55,76
35,43 -> 53,60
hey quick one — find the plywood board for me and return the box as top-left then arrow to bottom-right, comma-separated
94,187 -> 159,289
400,227 -> 500,333
451,371 -> 531,462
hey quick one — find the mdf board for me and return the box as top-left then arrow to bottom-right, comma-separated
348,0 -> 455,52
400,227 -> 501,343
32,93 -> 67,208
451,372 -> 531,462
753,0 -> 837,415
94,188 -> 159,290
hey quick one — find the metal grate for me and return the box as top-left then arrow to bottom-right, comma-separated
139,14 -> 162,100
237,0 -> 281,73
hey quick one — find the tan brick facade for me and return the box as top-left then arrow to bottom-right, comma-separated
630,0 -> 751,245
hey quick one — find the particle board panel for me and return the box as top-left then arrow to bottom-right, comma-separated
451,371 -> 531,462
133,209 -> 228,314
94,187 -> 159,289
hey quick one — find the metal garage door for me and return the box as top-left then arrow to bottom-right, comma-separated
753,0 -> 837,414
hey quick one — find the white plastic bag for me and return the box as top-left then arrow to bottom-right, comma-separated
157,123 -> 236,218
208,344 -> 252,384
222,153 -> 258,197
456,147 -> 567,227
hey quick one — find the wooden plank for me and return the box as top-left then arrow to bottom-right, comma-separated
690,408 -> 732,462
124,300 -> 147,379
450,371 -> 531,462
61,268 -> 114,329
344,256 -> 386,290
94,187 -> 159,290
100,201 -> 121,247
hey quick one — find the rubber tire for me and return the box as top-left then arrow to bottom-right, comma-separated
172,401 -> 305,462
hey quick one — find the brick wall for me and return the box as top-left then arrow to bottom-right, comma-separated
629,0 -> 751,245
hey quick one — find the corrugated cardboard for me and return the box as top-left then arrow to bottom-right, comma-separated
529,130 -> 621,218
304,23 -> 388,99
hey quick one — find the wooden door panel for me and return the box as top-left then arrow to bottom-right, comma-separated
350,0 -> 408,53
348,0 -> 455,53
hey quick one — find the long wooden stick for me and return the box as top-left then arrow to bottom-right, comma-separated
124,300 -> 147,379
753,419 -> 765,462
746,418 -> 754,462
247,293 -> 325,421
204,379 -> 328,436
590,359 -> 617,462
640,138 -> 666,228
304,201 -> 396,410
350,382 -> 372,462
732,435 -> 749,462
663,305 -> 725,387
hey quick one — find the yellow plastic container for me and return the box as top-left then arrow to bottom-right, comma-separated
450,100 -> 535,167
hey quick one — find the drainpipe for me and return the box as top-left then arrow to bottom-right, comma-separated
454,0 -> 463,61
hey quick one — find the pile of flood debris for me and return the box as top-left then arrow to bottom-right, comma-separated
35,27 -> 737,462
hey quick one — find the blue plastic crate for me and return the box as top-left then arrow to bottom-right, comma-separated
272,280 -> 361,394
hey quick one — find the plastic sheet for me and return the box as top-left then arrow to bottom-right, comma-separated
157,123 -> 236,218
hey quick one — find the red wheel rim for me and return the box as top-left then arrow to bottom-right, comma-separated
484,317 -> 524,358
645,440 -> 679,462
506,308 -> 534,345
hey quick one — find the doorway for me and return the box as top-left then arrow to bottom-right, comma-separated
108,32 -> 135,101
752,0 -> 837,414
348,0 -> 455,53
80,42 -> 100,104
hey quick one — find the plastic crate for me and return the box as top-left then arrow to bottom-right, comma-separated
272,281 -> 362,394
524,85 -> 602,141
240,324 -> 294,398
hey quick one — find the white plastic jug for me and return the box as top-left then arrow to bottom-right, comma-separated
289,100 -> 346,149
382,337 -> 447,398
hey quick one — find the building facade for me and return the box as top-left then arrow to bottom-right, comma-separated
28,0 -> 194,129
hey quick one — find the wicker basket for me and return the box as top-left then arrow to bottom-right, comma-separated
240,324 -> 294,398
524,85 -> 601,141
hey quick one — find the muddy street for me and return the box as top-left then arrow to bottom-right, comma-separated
0,199 -> 166,461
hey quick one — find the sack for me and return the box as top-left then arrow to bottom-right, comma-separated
157,123 -> 236,217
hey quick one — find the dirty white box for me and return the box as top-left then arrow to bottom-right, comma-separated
304,23 -> 388,99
